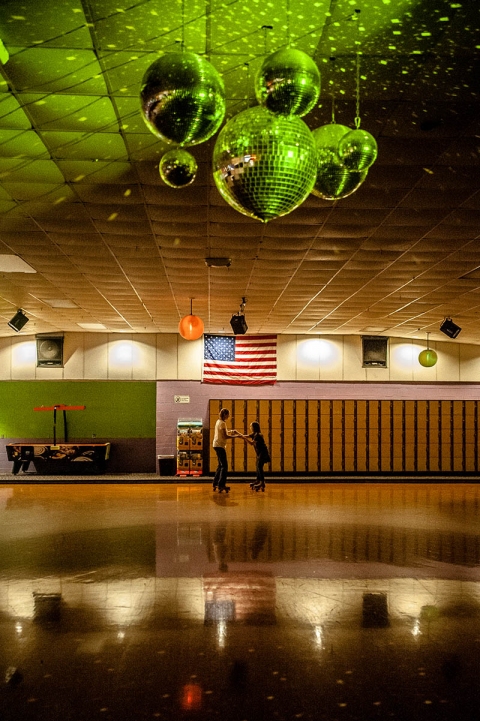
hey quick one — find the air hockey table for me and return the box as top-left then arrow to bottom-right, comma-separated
6,443 -> 111,475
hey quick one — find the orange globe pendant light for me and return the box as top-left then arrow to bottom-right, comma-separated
178,299 -> 204,340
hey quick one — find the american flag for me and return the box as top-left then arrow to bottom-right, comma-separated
203,335 -> 277,385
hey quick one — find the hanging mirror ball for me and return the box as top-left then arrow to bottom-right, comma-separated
312,123 -> 350,165
311,123 -> 367,200
312,163 -> 367,200
338,128 -> 378,171
213,106 -> 318,223
159,149 -> 197,188
140,51 -> 226,146
418,349 -> 438,367
254,48 -> 321,117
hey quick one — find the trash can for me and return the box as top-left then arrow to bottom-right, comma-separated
158,454 -> 176,476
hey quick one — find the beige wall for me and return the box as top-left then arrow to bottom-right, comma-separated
0,332 -> 479,382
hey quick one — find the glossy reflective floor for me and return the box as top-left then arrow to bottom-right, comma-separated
0,482 -> 479,721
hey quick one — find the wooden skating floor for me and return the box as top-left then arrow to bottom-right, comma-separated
0,481 -> 479,720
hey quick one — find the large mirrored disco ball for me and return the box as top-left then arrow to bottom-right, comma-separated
159,149 -> 198,188
338,128 -> 378,171
140,52 -> 226,146
255,48 -> 321,117
213,106 -> 318,222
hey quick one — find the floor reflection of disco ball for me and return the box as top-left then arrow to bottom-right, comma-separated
255,48 -> 321,117
140,52 -> 226,146
338,128 -> 378,171
159,149 -> 197,188
213,107 -> 317,222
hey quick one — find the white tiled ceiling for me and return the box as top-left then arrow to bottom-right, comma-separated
0,0 -> 479,342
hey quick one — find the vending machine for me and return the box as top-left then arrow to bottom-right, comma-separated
176,420 -> 203,476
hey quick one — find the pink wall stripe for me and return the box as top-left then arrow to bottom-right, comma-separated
156,380 -> 480,458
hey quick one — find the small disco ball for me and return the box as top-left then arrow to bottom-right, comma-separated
159,149 -> 197,188
338,128 -> 378,171
255,48 -> 321,117
312,162 -> 367,200
213,106 -> 317,222
418,349 -> 438,367
312,123 -> 350,164
140,51 -> 226,146
311,123 -> 367,200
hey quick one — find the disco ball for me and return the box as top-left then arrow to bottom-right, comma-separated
311,123 -> 367,200
159,149 -> 197,188
338,128 -> 378,171
255,48 -> 321,117
312,163 -> 367,200
140,51 -> 226,146
213,106 -> 317,222
418,349 -> 438,367
312,123 -> 350,164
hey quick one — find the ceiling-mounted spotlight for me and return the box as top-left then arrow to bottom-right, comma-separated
440,317 -> 461,339
8,309 -> 29,332
230,297 -> 248,335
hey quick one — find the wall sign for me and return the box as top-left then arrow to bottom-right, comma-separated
174,395 -> 190,404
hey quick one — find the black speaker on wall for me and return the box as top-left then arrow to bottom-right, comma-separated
36,333 -> 64,367
362,336 -> 388,368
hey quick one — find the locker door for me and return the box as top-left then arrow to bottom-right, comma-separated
307,400 -> 320,472
416,400 -> 427,472
332,400 -> 344,472
320,400 -> 332,472
283,400 -> 294,473
295,400 -> 307,472
453,400 -> 464,472
464,401 -> 476,472
356,400 -> 367,473
271,400 -> 282,472
380,400 -> 392,472
368,400 -> 380,472
245,399 -> 258,473
344,400 -> 355,472
228,400 -> 244,472
428,401 -> 440,472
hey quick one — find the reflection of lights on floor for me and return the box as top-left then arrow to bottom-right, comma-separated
314,625 -> 324,649
181,683 -> 202,711
412,619 -> 421,637
15,622 -> 22,636
117,630 -> 125,640
217,620 -> 227,648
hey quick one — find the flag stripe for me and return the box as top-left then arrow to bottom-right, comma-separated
203,334 -> 277,385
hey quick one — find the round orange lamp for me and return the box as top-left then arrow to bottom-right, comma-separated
178,299 -> 204,340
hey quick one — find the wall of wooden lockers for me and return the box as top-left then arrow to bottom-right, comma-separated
209,398 -> 480,474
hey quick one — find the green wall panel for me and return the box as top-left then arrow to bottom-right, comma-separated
0,381 -> 156,439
